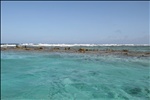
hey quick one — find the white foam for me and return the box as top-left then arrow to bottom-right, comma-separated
1,44 -> 16,47
1,43 -> 149,47
36,43 -> 149,47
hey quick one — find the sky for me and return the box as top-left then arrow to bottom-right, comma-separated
1,1 -> 149,44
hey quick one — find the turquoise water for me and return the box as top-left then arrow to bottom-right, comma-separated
1,50 -> 150,100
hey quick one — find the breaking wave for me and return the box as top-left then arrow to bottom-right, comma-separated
1,43 -> 149,47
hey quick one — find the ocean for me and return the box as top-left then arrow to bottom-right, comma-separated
1,44 -> 150,100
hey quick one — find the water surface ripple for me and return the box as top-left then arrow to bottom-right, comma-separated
1,51 -> 150,100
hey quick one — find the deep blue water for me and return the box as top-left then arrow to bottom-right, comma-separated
1,50 -> 150,100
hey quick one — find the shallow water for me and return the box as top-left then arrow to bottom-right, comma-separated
1,50 -> 150,100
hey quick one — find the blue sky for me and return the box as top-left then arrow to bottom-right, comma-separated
1,1 -> 149,44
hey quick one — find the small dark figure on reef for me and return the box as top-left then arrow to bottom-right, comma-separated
85,49 -> 88,51
65,47 -> 70,50
122,49 -> 128,52
16,44 -> 19,48
39,47 -> 43,49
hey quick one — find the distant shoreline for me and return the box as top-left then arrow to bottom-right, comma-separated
1,43 -> 150,47
1,45 -> 150,58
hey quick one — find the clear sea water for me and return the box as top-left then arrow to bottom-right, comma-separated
1,48 -> 150,100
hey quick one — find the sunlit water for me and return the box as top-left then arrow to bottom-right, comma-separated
1,50 -> 150,100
